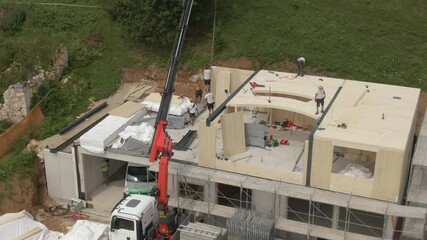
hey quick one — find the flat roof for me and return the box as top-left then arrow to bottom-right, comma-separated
228,70 -> 420,152
317,80 -> 419,151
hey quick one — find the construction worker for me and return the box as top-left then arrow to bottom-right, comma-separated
224,89 -> 231,98
195,81 -> 203,102
315,86 -> 326,115
297,56 -> 305,77
188,100 -> 198,125
204,89 -> 215,114
101,159 -> 110,185
203,67 -> 212,90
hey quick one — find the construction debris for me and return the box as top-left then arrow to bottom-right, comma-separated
179,222 -> 226,240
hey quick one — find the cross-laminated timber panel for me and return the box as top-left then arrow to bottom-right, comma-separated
213,70 -> 231,106
221,111 -> 246,157
198,124 -> 216,168
212,66 -> 254,94
149,162 -> 427,220
310,136 -> 408,202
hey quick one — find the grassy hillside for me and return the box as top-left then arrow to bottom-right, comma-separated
212,0 -> 427,89
0,1 -> 134,138
0,0 -> 426,136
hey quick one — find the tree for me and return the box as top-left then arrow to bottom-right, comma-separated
107,0 -> 212,47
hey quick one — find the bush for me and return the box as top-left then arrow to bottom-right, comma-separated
107,0 -> 213,47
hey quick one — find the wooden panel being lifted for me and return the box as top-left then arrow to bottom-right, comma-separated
221,111 -> 246,157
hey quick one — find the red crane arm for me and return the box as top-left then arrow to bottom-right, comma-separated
147,0 -> 193,238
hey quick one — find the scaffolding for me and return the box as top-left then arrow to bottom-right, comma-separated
147,164 -> 427,240
226,209 -> 274,240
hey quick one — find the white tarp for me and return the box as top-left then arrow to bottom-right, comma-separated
80,109 -> 146,154
61,220 -> 108,240
339,163 -> 372,178
143,97 -> 193,116
111,122 -> 155,148
0,211 -> 63,240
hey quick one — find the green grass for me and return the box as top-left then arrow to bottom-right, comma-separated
0,3 -> 135,138
0,147 -> 36,181
211,0 -> 427,89
1,0 -> 426,142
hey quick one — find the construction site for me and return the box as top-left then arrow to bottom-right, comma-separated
1,1 -> 427,240
32,65 -> 426,239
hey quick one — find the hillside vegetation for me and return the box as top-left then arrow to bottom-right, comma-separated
0,0 -> 426,134
213,0 -> 427,89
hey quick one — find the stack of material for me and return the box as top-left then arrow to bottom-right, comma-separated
226,209 -> 274,240
179,222 -> 227,240
0,210 -> 63,240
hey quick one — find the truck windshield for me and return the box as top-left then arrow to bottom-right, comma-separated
111,216 -> 135,231
127,166 -> 156,182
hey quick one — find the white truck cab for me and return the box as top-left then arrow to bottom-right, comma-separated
125,163 -> 157,196
110,194 -> 158,240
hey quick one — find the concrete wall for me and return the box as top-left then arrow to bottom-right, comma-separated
44,149 -> 78,201
81,154 -> 104,198
252,189 -> 288,219
80,153 -> 126,198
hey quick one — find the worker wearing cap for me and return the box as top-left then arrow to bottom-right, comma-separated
314,86 -> 326,115
297,57 -> 305,77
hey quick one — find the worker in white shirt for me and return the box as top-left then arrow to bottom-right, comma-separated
314,85 -> 326,115
204,89 -> 215,114
224,89 -> 231,98
203,67 -> 212,89
297,56 -> 305,77
188,100 -> 198,125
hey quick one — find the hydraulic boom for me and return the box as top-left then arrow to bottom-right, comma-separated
149,0 -> 193,239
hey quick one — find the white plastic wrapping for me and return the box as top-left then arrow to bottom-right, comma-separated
143,97 -> 193,116
80,110 -> 145,154
0,211 -> 63,240
111,122 -> 155,148
61,220 -> 108,240
339,163 -> 372,178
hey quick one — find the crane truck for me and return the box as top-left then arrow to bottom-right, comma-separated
109,0 -> 193,239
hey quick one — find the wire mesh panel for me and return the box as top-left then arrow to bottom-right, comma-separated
226,209 -> 274,240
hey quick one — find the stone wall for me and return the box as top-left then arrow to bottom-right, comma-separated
0,83 -> 33,122
0,45 -> 67,123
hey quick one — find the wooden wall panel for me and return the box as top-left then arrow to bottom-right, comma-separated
214,70 -> 231,106
310,139 -> 333,189
221,111 -> 246,157
372,150 -> 404,202
330,174 -> 373,198
301,140 -> 309,185
198,124 -> 217,168
230,70 -> 253,92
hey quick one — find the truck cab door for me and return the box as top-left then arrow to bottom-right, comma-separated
110,216 -> 137,240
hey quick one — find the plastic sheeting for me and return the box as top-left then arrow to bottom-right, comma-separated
143,97 -> 193,116
80,109 -> 146,154
0,211 -> 63,240
339,163 -> 372,178
61,220 -> 108,240
111,122 -> 155,148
